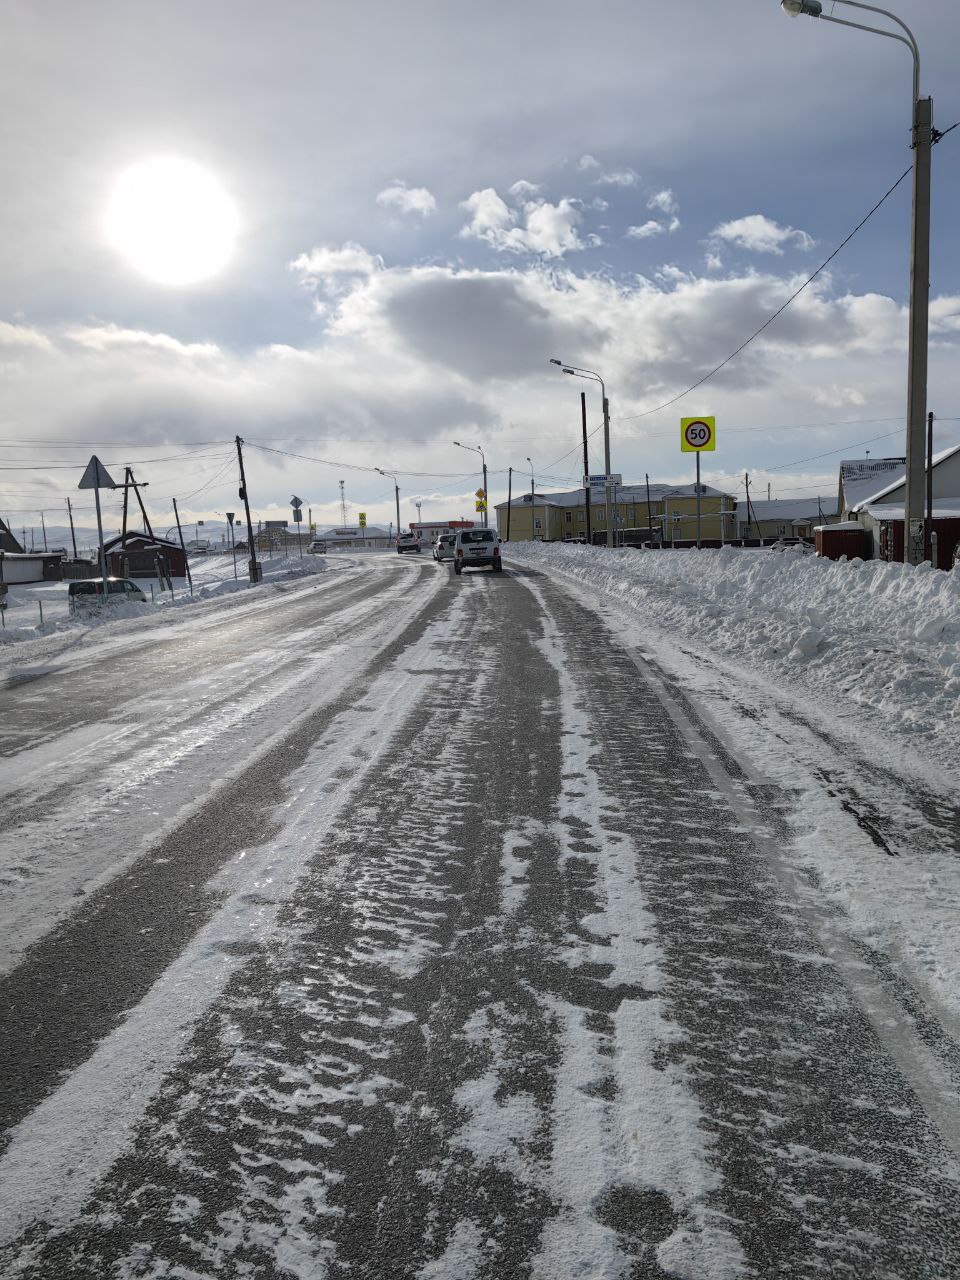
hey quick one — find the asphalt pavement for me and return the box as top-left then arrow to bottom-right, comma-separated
1,555 -> 958,1278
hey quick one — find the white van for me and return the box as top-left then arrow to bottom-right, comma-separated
68,578 -> 148,616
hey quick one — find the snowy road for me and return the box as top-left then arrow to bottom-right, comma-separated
1,555 -> 959,1278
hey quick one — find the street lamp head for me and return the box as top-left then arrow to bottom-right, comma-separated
780,0 -> 822,16
549,358 -> 563,366
561,367 -> 576,376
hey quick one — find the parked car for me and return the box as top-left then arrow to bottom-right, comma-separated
452,529 -> 502,574
397,533 -> 421,554
308,540 -> 327,554
433,534 -> 456,562
68,578 -> 148,616
769,538 -> 814,555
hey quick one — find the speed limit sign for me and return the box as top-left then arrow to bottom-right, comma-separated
680,416 -> 716,452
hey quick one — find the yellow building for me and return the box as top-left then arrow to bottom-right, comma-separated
495,483 -> 738,544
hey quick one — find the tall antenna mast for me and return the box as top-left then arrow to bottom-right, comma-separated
339,480 -> 347,526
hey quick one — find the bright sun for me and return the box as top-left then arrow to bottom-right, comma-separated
105,157 -> 239,286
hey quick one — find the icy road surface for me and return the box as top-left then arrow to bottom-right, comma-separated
1,554 -> 959,1278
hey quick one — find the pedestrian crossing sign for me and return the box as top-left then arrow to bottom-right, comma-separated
358,512 -> 367,528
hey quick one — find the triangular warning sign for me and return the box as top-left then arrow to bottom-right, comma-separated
78,455 -> 118,490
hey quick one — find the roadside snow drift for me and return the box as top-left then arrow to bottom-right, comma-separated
510,544 -> 960,768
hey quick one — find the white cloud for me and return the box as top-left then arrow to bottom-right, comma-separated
577,154 -> 600,172
590,197 -> 609,212
813,384 -> 867,408
459,188 -> 586,258
509,179 -> 541,198
711,214 -> 815,255
596,168 -> 639,188
705,252 -> 724,271
291,242 -> 381,279
375,180 -> 437,217
626,221 -> 664,240
647,188 -> 678,215
0,321 -> 54,351
65,325 -> 221,359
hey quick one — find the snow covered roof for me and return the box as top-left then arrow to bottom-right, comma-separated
103,531 -> 181,552
851,440 -> 960,509
499,482 -> 734,508
313,525 -> 392,540
734,497 -> 837,522
839,457 -> 906,511
860,501 -> 960,521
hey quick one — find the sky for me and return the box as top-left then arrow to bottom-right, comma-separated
2,0 -> 960,539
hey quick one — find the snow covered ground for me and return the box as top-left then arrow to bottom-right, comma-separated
511,542 -> 960,1030
0,549 -> 336,644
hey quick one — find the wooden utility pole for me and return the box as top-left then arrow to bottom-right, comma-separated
506,468 -> 513,542
66,497 -> 78,559
235,436 -> 261,583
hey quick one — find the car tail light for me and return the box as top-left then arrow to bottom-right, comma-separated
493,545 -> 500,556
457,548 -> 464,558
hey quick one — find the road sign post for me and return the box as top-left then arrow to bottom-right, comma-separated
78,455 -> 119,592
358,512 -> 367,531
680,418 -> 716,548
291,496 -> 304,558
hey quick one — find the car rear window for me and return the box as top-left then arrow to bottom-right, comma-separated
461,531 -> 495,543
70,582 -> 95,595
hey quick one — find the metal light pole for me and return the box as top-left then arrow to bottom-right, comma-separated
376,468 -> 401,538
550,359 -> 614,547
453,442 -> 488,528
526,456 -> 536,540
780,0 -> 932,563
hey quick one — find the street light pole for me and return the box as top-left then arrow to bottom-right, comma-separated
453,442 -> 488,528
780,0 -> 931,563
550,359 -> 614,547
376,468 -> 401,538
526,456 -> 536,540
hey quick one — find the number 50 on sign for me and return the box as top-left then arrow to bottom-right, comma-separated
680,417 -> 716,452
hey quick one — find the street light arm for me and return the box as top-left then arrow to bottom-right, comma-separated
821,11 -> 918,102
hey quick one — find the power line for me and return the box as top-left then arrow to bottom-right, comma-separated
615,163 -> 913,424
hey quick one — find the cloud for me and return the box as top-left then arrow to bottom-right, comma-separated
291,242 -> 381,280
577,154 -> 600,172
711,214 -> 815,255
705,252 -> 723,271
595,168 -> 639,188
0,321 -> 54,351
64,324 -> 221,359
375,180 -> 437,217
626,221 -> 664,240
459,188 -> 587,258
813,385 -> 867,408
647,188 -> 678,215
509,179 -> 541,198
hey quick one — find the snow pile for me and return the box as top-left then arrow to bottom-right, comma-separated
0,554 -> 329,647
510,543 -> 960,756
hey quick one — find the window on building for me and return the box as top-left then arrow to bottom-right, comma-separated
565,511 -> 572,523
534,518 -> 542,530
578,511 -> 585,522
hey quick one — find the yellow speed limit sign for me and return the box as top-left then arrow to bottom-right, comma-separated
680,416 -> 716,452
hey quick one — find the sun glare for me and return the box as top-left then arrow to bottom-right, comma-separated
105,157 -> 239,286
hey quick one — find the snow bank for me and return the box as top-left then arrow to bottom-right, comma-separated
510,543 -> 960,759
0,555 -> 328,647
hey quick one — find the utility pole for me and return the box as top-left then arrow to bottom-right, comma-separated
235,436 -> 261,584
645,474 -> 654,547
40,511 -> 48,552
172,497 -> 194,595
744,473 -> 752,543
481,455 -> 488,529
602,395 -> 613,548
925,410 -> 935,562
506,467 -> 513,542
904,95 -> 932,564
66,498 -> 78,559
339,480 -> 347,528
581,392 -> 593,545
